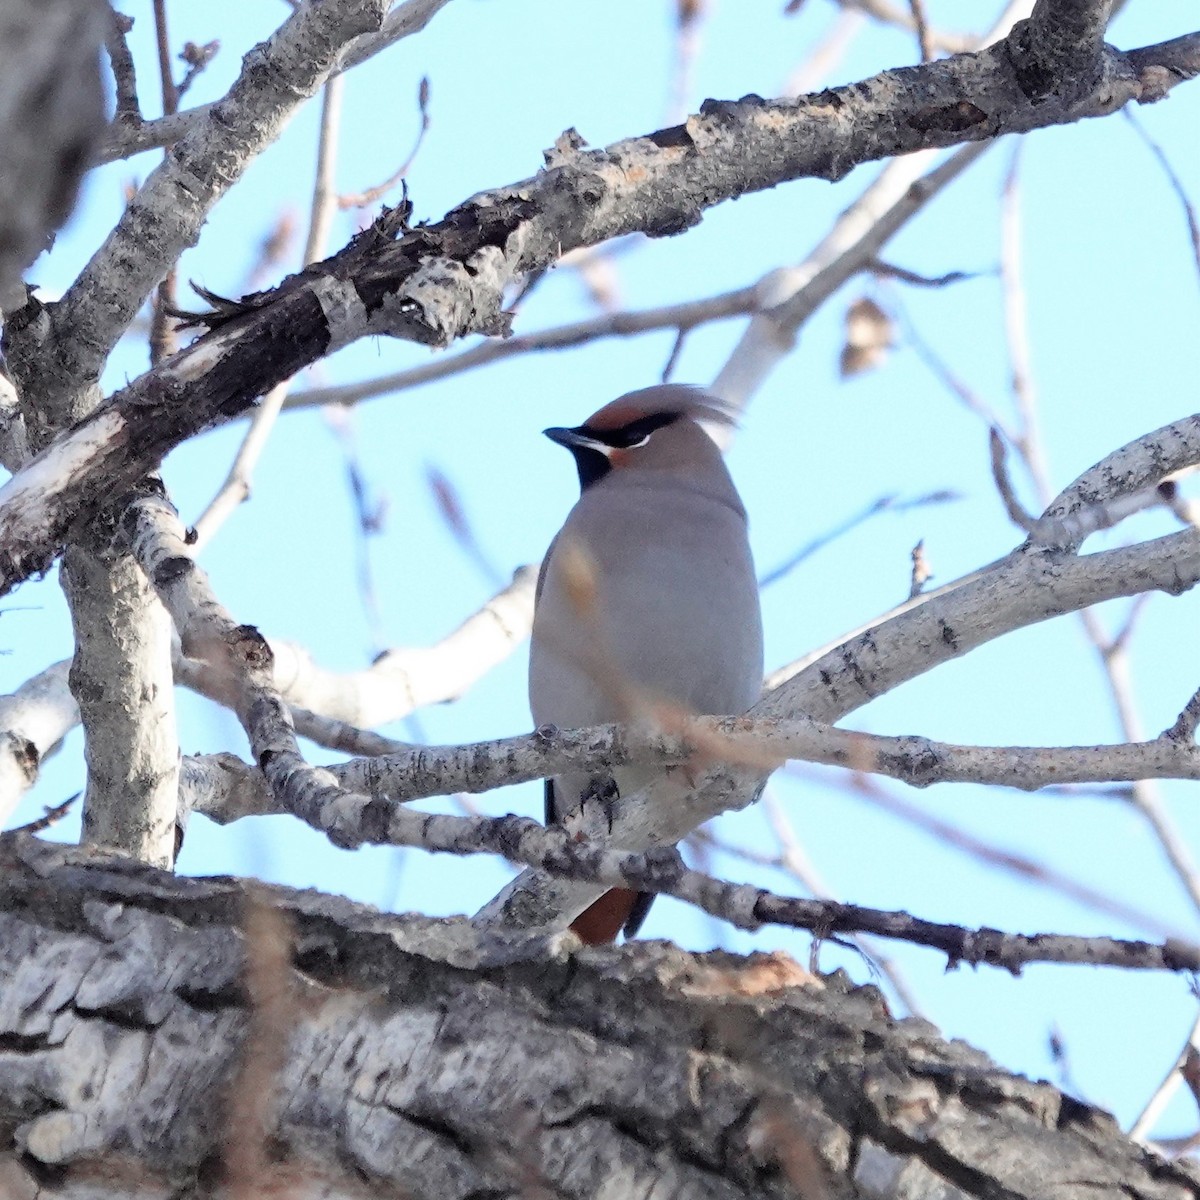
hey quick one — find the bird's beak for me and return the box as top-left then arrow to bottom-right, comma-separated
543,426 -> 606,453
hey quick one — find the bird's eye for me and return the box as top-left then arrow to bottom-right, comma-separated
624,434 -> 651,450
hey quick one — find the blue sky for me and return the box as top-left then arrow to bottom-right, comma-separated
5,0 -> 1200,1138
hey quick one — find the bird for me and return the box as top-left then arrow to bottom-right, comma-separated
528,383 -> 764,943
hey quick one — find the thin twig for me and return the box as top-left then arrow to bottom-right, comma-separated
759,490 -> 959,589
894,296 -> 1015,438
1165,686 -> 1200,745
1123,108 -> 1200,294
907,0 -> 933,61
1130,1010 -> 1200,1142
151,0 -> 178,115
782,9 -> 866,97
104,10 -> 140,123
6,794 -> 78,835
176,38 -> 220,101
667,0 -> 707,122
284,285 -> 760,410
192,75 -> 345,548
149,0 -> 180,366
989,426 -> 1037,531
908,539 -> 931,598
340,77 -> 430,209
994,148 -> 1200,928
870,260 -> 984,288
1000,144 -> 1049,489
760,789 -> 927,1016
831,768 -> 1188,940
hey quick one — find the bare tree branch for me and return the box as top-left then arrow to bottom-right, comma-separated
191,70 -> 347,549
176,565 -> 537,729
482,518 -> 1200,932
95,0 -> 457,165
62,521 -> 180,867
121,485 -> 376,848
0,660 -> 75,824
4,833 -> 1199,1196
185,747 -> 1200,972
321,716 -> 1200,812
284,285 -> 761,410
2,23 -> 1195,597
103,8 -> 140,125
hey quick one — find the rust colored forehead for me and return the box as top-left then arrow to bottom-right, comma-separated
582,384 -> 726,431
583,396 -> 657,431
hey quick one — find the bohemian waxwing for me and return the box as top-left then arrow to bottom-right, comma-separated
528,384 -> 764,943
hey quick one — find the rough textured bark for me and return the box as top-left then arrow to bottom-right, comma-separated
0,833 -> 1196,1200
1,24 -> 1197,597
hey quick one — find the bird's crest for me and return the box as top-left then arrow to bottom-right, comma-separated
582,385 -> 738,433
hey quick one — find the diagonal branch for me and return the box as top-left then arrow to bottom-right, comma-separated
176,565 -> 537,728
119,484 -> 377,848
2,26 -> 1197,599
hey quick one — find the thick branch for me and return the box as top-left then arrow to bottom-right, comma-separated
1006,0 -> 1118,104
2,27 -> 1196,597
120,486 -> 375,847
327,718 -> 1200,809
2,833 -> 1199,1200
95,0 -> 455,164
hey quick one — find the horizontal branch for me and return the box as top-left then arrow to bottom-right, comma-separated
183,752 -> 1200,973
179,708 -> 1200,856
2,25 -> 1196,597
480,524 -> 1200,932
327,716 -> 1200,810
284,286 -> 761,410
287,141 -> 987,415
